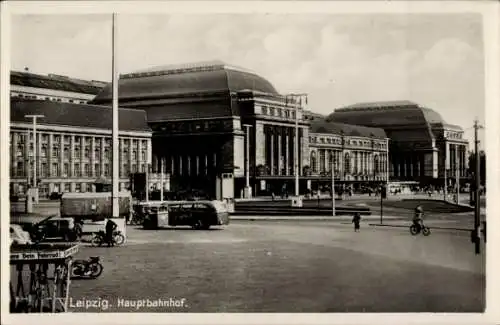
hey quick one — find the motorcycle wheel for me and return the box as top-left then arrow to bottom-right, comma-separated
91,235 -> 102,247
89,262 -> 104,278
422,227 -> 431,236
409,224 -> 419,235
114,233 -> 125,246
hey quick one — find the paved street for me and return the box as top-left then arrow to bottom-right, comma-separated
67,220 -> 485,313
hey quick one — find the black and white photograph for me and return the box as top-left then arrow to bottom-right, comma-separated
1,1 -> 499,324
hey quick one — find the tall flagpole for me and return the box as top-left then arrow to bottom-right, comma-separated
112,13 -> 119,218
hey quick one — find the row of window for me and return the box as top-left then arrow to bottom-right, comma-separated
12,161 -> 147,178
445,131 -> 463,139
15,182 -> 131,196
12,144 -> 147,163
153,120 -> 232,133
11,132 -> 148,149
310,151 -> 387,174
261,106 -> 297,120
310,136 -> 387,149
12,93 -> 88,104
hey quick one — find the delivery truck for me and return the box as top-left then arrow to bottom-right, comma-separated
60,192 -> 131,239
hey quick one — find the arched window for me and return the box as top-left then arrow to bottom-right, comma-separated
344,153 -> 351,174
310,151 -> 317,173
319,150 -> 326,172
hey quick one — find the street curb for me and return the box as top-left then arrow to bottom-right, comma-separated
231,216 -> 345,221
230,216 -> 400,221
368,223 -> 471,232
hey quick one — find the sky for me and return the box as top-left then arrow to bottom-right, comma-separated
11,13 -> 485,145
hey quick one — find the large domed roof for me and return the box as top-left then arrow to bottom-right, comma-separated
92,60 -> 279,104
326,100 -> 451,145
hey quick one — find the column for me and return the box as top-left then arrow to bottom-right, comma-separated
340,150 -> 344,179
138,140 -> 143,173
36,132 -> 42,183
461,147 -> 466,177
415,154 -> 420,177
24,131 -> 30,181
277,131 -> 282,175
291,130 -> 295,176
90,137 -> 96,177
12,131 -> 18,177
363,152 -> 367,174
80,136 -> 84,176
196,155 -> 200,175
409,156 -> 413,177
171,155 -> 175,175
205,154 -> 208,175
363,152 -> 366,174
368,152 -> 372,175
270,130 -> 274,176
359,152 -> 362,174
447,144 -> 451,180
319,149 -> 328,173
98,137 -> 103,176
285,130 -> 290,175
336,151 -> 341,175
187,156 -> 191,176
180,155 -> 184,176
71,135 -> 75,178
59,137 -> 64,173
128,139 -> 133,175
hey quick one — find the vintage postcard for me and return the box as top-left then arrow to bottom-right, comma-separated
1,1 -> 498,325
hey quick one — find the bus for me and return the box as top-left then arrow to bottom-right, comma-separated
139,200 -> 230,230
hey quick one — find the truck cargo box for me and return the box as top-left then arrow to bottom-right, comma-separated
60,192 -> 132,219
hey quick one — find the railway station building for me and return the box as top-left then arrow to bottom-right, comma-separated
91,61 -> 389,199
11,62 -> 465,200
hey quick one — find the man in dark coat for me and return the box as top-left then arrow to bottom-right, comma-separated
352,212 -> 361,232
105,218 -> 118,247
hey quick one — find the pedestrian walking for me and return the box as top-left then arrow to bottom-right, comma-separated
352,212 -> 361,232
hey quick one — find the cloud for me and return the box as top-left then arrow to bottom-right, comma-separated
421,38 -> 482,72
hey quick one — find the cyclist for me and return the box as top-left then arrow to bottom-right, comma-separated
413,205 -> 424,229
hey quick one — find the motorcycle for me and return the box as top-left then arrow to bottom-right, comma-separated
71,256 -> 103,279
410,222 -> 431,236
91,230 -> 125,247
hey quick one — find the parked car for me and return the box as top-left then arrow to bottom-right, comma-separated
19,215 -> 79,242
10,224 -> 32,245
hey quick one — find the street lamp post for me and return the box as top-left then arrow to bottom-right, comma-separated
160,159 -> 164,201
243,124 -> 252,198
111,13 -> 119,218
455,147 -> 460,204
331,158 -> 335,217
25,114 -> 44,204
